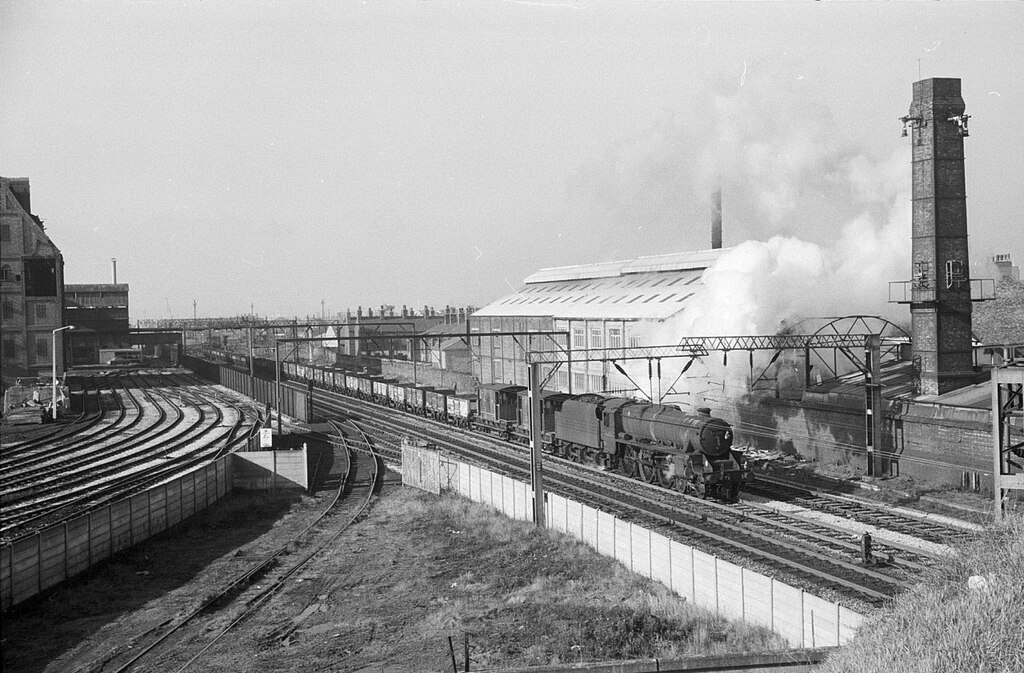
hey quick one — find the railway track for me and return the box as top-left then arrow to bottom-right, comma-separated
309,387 -> 972,608
0,371 -> 262,541
744,476 -> 978,545
91,418 -> 383,673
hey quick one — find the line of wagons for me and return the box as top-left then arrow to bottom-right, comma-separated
209,350 -> 750,499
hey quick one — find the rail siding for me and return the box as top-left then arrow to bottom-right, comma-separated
411,454 -> 864,648
1,457 -> 231,612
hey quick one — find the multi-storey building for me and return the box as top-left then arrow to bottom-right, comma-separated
1,177 -> 66,388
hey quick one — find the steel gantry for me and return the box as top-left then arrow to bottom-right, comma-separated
992,365 -> 1024,520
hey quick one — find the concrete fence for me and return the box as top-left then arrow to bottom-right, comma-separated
1,457 -> 231,612
413,455 -> 864,648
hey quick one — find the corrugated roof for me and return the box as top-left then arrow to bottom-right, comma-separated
474,248 -> 727,321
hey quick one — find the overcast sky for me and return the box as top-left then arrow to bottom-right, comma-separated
2,1 -> 1021,321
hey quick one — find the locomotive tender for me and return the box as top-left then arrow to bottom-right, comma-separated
215,353 -> 749,499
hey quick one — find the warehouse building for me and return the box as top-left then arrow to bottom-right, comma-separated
470,248 -> 726,394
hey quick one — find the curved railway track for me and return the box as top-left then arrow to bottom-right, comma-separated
92,417 -> 383,673
0,370 -> 262,541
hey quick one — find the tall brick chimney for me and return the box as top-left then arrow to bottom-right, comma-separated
905,78 -> 974,395
711,187 -> 722,249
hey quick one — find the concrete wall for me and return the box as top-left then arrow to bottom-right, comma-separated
231,448 -> 310,491
408,455 -> 864,647
1,457 -> 231,612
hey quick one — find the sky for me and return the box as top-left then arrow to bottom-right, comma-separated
2,1 -> 1022,322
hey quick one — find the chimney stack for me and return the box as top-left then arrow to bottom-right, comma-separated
111,258 -> 118,284
711,188 -> 722,250
906,78 -> 974,395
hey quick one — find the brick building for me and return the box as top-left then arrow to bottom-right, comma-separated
1,177 -> 66,388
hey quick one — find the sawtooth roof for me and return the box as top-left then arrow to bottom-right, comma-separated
474,248 -> 727,321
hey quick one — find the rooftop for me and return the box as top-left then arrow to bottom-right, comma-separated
474,248 -> 727,321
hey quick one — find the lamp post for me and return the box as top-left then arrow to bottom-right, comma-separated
51,325 -> 75,418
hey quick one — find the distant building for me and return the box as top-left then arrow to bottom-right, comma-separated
993,253 -> 1020,282
1,177 -> 66,388
64,283 -> 131,365
327,304 -> 474,361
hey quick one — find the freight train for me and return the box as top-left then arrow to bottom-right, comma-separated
205,350 -> 750,499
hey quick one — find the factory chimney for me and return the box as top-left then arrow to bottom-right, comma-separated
904,78 -> 975,395
711,187 -> 722,249
111,258 -> 117,284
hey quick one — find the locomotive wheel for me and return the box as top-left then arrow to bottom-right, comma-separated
637,450 -> 658,484
621,448 -> 639,478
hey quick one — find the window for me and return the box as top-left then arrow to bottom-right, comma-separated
589,327 -> 603,349
1,299 -> 12,320
608,328 -> 622,349
23,258 -> 57,297
35,303 -> 47,320
0,224 -> 10,242
573,372 -> 586,390
36,337 -> 49,357
629,335 -> 641,348
2,339 -> 14,359
589,374 -> 604,392
573,327 -> 585,348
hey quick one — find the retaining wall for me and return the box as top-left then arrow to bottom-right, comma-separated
1,458 -> 231,612
231,449 -> 310,490
410,456 -> 864,648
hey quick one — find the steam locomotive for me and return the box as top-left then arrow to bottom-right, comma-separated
209,351 -> 750,499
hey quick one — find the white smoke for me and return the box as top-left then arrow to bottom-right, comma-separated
589,79 -> 913,405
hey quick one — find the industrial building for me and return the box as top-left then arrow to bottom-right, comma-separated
64,283 -> 131,366
1,177 -> 66,388
470,248 -> 726,394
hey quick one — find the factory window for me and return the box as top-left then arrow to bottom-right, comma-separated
0,224 -> 10,242
629,335 -> 641,348
36,337 -> 48,357
573,372 -> 586,390
590,374 -> 603,392
590,328 -> 603,349
573,328 -> 585,348
608,328 -> 622,349
35,303 -> 47,320
3,339 -> 15,359
23,258 -> 57,297
1,299 -> 11,319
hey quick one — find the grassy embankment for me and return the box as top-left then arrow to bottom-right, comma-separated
820,514 -> 1024,673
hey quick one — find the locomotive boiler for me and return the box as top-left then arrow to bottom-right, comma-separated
553,396 -> 749,499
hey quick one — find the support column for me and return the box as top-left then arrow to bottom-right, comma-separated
529,362 -> 545,526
